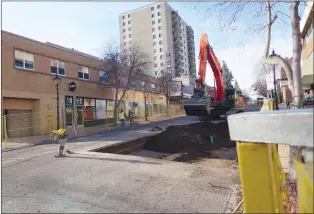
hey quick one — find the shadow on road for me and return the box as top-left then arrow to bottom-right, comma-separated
66,155 -> 162,165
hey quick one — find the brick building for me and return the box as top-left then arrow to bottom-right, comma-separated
300,1 -> 314,95
2,30 -> 167,137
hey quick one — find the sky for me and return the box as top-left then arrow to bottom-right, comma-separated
2,1 -> 297,96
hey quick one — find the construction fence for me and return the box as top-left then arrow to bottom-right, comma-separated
228,98 -> 313,213
2,102 -> 185,148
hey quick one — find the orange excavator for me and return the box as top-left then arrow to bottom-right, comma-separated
183,34 -> 236,118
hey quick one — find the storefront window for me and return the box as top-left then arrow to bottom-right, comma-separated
84,98 -> 96,121
107,100 -> 115,118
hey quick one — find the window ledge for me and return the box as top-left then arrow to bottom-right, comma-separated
15,66 -> 34,72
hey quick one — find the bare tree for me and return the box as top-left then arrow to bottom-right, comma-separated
196,0 -> 311,184
197,1 -> 310,108
157,69 -> 177,107
102,41 -> 152,122
251,77 -> 268,98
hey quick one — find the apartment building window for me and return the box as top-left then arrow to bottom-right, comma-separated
155,71 -> 158,76
160,55 -> 163,60
154,56 -> 157,60
153,49 -> 156,54
128,20 -> 131,24
159,40 -> 162,45
153,35 -> 156,39
123,35 -> 126,39
99,71 -> 109,84
153,42 -> 156,46
130,79 -> 135,89
151,6 -> 154,11
141,81 -> 146,90
151,84 -> 156,92
160,48 -> 162,52
158,19 -> 161,23
123,22 -> 125,26
129,41 -> 131,45
124,42 -> 126,46
158,26 -> 162,30
152,20 -> 155,25
78,66 -> 90,80
51,59 -> 65,76
157,5 -> 160,9
14,50 -> 34,70
154,63 -> 158,68
160,62 -> 163,66
117,75 -> 121,87
128,27 -> 131,31
158,12 -> 161,16
129,34 -> 131,38
152,28 -> 155,32
122,15 -> 125,19
123,29 -> 126,33
152,14 -> 155,18
159,33 -> 162,38
128,14 -> 131,18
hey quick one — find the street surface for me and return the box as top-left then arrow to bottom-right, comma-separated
2,116 -> 240,213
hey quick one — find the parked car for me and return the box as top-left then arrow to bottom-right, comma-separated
303,96 -> 314,107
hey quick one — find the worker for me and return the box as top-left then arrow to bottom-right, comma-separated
128,109 -> 134,125
118,109 -> 127,129
286,100 -> 291,109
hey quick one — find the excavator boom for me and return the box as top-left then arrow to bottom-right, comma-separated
183,33 -> 228,117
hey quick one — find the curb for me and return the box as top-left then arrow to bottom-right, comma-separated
2,116 -> 186,152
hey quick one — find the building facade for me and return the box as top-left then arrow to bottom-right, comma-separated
2,30 -> 167,137
300,1 -> 314,96
119,1 -> 196,87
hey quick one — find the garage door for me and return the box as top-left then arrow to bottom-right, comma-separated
6,109 -> 33,138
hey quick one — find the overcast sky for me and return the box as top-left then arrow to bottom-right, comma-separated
2,1 -> 298,95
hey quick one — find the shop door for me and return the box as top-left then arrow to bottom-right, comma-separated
76,96 -> 84,126
65,96 -> 74,127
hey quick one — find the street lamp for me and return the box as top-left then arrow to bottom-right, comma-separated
269,49 -> 279,110
53,74 -> 61,129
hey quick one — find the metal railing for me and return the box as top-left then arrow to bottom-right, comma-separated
227,99 -> 313,213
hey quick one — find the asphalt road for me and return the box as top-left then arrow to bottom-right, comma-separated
2,116 -> 239,213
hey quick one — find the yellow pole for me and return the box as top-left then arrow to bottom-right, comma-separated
3,115 -> 8,148
48,113 -> 52,140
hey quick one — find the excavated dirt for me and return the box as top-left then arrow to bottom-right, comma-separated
143,121 -> 235,162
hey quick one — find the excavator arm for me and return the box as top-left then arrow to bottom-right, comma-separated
196,34 -> 224,104
183,33 -> 232,117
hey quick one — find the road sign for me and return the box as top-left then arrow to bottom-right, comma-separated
166,52 -> 171,57
166,57 -> 171,63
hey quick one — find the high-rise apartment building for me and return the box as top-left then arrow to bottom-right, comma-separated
119,1 -> 196,87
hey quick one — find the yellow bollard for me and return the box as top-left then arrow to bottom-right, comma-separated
236,98 -> 285,213
294,155 -> 313,213
48,113 -> 52,140
237,143 -> 284,213
3,115 -> 8,148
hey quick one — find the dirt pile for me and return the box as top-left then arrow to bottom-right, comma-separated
143,121 -> 234,155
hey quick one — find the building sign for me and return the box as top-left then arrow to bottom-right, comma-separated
166,52 -> 171,57
69,82 -> 76,91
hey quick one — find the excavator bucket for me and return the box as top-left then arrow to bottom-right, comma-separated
183,97 -> 211,116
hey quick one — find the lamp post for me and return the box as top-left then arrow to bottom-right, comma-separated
53,74 -> 61,129
269,49 -> 279,110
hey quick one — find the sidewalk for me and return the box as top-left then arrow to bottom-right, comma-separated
1,115 -> 186,152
